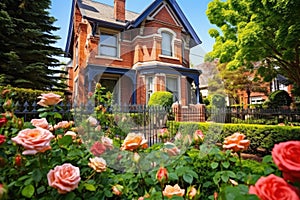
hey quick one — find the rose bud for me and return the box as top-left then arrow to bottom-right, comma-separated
15,154 -> 22,167
156,167 -> 168,183
112,184 -> 123,196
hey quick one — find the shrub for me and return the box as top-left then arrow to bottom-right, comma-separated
148,91 -> 173,107
211,94 -> 226,108
167,121 -> 300,155
267,90 -> 292,108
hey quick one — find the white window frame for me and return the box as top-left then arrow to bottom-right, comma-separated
146,76 -> 154,103
158,28 -> 176,57
166,75 -> 180,103
98,29 -> 120,58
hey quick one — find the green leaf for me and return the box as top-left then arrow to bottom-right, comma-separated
32,169 -> 43,183
39,112 -> 48,118
84,183 -> 96,191
22,184 -> 35,198
221,172 -> 229,183
183,174 -> 193,184
64,192 -> 76,200
37,186 -> 45,194
222,161 -> 230,169
262,155 -> 273,163
58,135 -> 73,147
169,172 -> 179,181
211,162 -> 219,169
54,112 -> 62,119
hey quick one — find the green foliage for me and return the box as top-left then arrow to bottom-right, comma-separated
148,91 -> 173,107
206,0 -> 300,88
0,0 -> 67,91
167,121 -> 300,155
267,90 -> 292,108
0,85 -> 65,105
211,94 -> 226,108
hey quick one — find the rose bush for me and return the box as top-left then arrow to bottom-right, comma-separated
0,86 -> 299,199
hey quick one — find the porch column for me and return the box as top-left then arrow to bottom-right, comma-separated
194,77 -> 200,104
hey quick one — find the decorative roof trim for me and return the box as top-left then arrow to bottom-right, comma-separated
65,0 -> 76,57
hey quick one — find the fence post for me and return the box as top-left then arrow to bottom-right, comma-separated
172,103 -> 181,122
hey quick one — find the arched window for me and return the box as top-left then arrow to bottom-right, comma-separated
161,31 -> 173,56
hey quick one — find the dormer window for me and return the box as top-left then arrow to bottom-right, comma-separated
161,31 -> 173,56
99,33 -> 118,57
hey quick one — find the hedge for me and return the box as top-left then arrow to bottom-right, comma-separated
167,121 -> 300,155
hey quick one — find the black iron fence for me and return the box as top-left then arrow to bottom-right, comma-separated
2,101 -> 300,145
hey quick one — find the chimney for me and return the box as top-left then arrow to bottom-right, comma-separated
114,0 -> 126,22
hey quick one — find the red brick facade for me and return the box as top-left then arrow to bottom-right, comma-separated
66,0 -> 201,107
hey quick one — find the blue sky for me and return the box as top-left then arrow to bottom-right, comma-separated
49,0 -> 216,64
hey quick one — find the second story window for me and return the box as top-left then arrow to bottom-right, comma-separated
161,31 -> 173,56
99,33 -> 118,57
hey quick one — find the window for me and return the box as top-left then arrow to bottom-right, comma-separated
161,31 -> 173,56
99,33 -> 118,57
166,76 -> 179,102
181,39 -> 185,62
146,76 -> 154,103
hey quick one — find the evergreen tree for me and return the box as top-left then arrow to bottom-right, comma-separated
0,0 -> 67,91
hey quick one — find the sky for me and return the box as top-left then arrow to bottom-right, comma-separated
49,0 -> 217,65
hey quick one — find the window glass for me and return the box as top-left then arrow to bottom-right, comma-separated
166,77 -> 178,102
99,33 -> 118,57
162,32 -> 172,56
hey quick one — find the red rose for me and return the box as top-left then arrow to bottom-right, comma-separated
90,141 -> 106,156
0,116 -> 7,128
0,135 -> 5,145
272,141 -> 300,183
249,174 -> 300,200
15,154 -> 22,167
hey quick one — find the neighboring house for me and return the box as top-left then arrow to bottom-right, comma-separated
65,0 -> 202,106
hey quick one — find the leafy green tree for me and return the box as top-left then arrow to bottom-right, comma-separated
206,0 -> 300,90
0,0 -> 67,91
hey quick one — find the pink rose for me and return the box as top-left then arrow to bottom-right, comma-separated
37,93 -> 62,107
249,174 -> 300,200
11,127 -> 54,155
0,135 -> 5,145
193,130 -> 204,143
101,136 -> 113,150
272,141 -> 300,183
47,163 -> 81,194
31,118 -> 49,129
90,141 -> 106,156
164,142 -> 180,156
54,121 -> 71,130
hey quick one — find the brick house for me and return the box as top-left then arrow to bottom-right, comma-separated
65,0 -> 202,106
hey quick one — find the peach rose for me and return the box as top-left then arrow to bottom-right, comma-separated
11,127 -> 54,155
88,157 -> 107,172
222,132 -> 250,152
188,186 -> 197,199
249,174 -> 300,200
64,131 -> 77,139
37,93 -> 62,107
112,184 -> 123,196
272,141 -> 300,183
31,118 -> 49,129
163,184 -> 185,198
164,142 -> 180,156
54,121 -> 71,130
47,163 -> 81,194
121,133 -> 148,151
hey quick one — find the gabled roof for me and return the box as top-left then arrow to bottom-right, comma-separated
128,0 -> 201,46
65,0 -> 202,56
